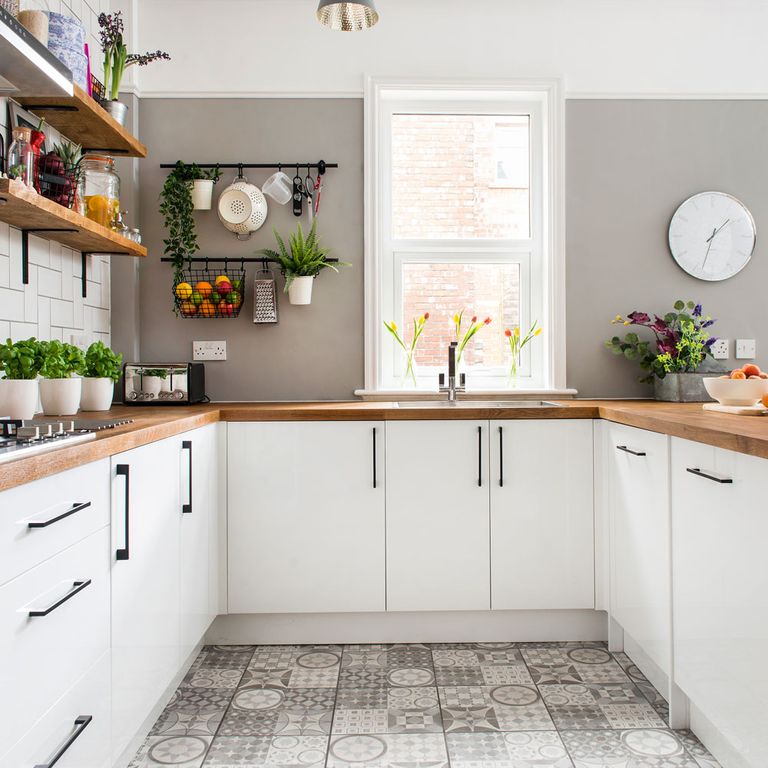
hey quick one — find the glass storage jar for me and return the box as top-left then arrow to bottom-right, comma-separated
6,126 -> 36,189
80,154 -> 120,228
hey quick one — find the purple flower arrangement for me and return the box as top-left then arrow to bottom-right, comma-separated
606,300 -> 717,383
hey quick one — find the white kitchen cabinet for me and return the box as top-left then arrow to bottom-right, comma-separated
387,420 -> 490,612
672,438 -> 768,768
490,419 -> 594,609
110,435 -> 182,765
179,423 -> 219,660
607,422 -> 671,674
228,421 -> 385,614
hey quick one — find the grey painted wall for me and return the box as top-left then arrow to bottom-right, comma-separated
135,99 -> 363,401
567,100 -> 768,398
119,98 -> 768,400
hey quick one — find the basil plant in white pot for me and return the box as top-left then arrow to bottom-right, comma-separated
0,338 -> 44,420
81,341 -> 123,411
39,340 -> 85,416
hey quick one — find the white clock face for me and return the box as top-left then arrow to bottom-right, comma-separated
668,192 -> 756,281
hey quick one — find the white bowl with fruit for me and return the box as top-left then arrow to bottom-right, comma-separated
704,365 -> 768,407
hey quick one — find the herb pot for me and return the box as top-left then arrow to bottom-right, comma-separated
39,378 -> 81,416
191,179 -> 214,210
654,373 -> 709,403
0,379 -> 39,420
288,276 -> 314,305
80,377 -> 114,411
104,100 -> 128,127
141,375 -> 163,398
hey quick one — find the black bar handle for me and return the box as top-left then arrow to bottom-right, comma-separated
616,445 -> 647,457
29,579 -> 91,617
182,440 -> 193,514
372,428 -> 377,489
687,467 -> 733,484
28,501 -> 91,529
478,426 -> 483,487
498,426 -> 504,487
33,715 -> 92,768
116,464 -> 130,560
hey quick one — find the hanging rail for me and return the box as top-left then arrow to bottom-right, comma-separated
160,256 -> 339,265
159,161 -> 338,172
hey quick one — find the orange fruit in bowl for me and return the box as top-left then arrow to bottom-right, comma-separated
731,370 -> 747,380
198,299 -> 216,318
175,282 -> 193,300
762,393 -> 768,408
195,281 -> 213,299
742,363 -> 762,378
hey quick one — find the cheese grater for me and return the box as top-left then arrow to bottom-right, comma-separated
253,267 -> 278,324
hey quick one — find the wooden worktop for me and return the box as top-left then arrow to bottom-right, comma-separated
3,399 -> 768,492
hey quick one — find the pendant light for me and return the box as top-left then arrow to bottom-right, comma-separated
316,0 -> 379,31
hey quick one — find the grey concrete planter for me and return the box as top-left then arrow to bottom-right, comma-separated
654,373 -> 711,402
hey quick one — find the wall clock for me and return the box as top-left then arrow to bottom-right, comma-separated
668,192 -> 756,281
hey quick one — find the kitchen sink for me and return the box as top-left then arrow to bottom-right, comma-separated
394,400 -> 564,408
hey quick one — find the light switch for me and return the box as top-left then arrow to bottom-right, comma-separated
736,339 -> 756,360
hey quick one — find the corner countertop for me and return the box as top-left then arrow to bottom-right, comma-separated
3,399 -> 768,492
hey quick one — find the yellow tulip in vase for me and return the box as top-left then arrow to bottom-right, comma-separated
505,321 -> 542,387
384,313 -> 429,387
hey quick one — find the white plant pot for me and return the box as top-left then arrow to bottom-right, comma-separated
39,378 -> 82,416
0,379 -> 39,420
142,376 -> 163,398
288,276 -> 314,305
80,377 -> 114,412
191,179 -> 214,210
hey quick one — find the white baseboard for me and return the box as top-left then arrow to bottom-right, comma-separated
690,702 -> 749,768
205,609 -> 608,645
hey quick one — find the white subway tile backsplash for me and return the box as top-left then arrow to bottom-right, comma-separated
0,1 -> 112,351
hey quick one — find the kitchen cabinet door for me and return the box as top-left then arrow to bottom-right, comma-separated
672,438 -> 768,768
179,424 -> 218,660
607,423 -> 671,674
110,436 -> 182,765
386,420 -> 490,612
490,419 -> 594,609
228,422 -> 385,613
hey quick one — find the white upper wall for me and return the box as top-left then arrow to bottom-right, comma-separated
132,0 -> 768,98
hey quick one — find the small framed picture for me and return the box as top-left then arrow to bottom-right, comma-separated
7,99 -> 64,154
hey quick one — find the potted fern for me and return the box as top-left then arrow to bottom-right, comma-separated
38,340 -> 85,416
81,341 -> 123,411
258,220 -> 348,305
0,338 -> 44,420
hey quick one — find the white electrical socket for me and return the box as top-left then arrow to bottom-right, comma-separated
736,339 -> 756,360
193,340 -> 227,361
711,339 -> 730,360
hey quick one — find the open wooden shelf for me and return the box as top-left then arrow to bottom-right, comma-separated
0,178 -> 147,258
18,85 -> 147,158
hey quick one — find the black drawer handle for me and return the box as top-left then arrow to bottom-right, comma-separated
28,501 -> 91,529
29,579 -> 92,617
182,440 -> 192,514
33,715 -> 92,768
372,427 -> 377,489
477,426 -> 483,487
116,464 -> 130,561
498,426 -> 504,487
687,467 -> 733,484
616,445 -> 646,457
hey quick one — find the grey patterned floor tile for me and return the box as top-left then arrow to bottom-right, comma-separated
327,733 -> 448,767
243,646 -> 342,689
198,647 -> 255,670
561,729 -> 699,767
165,687 -> 235,715
151,709 -> 226,738
447,731 -> 574,767
333,687 -> 443,734
439,684 -> 555,732
610,653 -> 670,724
203,735 -> 327,766
676,730 -> 723,768
433,646 -> 533,687
129,735 -> 211,767
182,666 -> 246,690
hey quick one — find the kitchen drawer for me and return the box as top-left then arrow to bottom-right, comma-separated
0,651 -> 111,768
0,527 -> 110,750
0,459 -> 110,586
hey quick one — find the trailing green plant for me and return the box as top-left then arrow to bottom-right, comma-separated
257,220 -> 349,291
140,368 -> 168,379
39,340 -> 85,379
0,338 -> 44,380
160,161 -> 202,278
84,341 -> 123,382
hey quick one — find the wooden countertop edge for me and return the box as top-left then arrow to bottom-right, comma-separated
3,400 -> 768,491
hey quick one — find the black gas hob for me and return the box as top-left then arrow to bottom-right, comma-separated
0,418 -> 133,465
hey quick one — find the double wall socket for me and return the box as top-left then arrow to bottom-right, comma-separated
736,339 -> 756,360
193,341 -> 227,361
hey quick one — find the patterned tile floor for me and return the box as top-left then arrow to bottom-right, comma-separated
128,642 -> 722,768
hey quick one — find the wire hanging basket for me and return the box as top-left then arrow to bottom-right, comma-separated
172,263 -> 246,319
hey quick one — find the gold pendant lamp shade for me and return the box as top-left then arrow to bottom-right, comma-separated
316,0 -> 379,31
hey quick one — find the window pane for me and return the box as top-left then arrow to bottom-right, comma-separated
392,114 -> 530,240
402,262 -> 521,369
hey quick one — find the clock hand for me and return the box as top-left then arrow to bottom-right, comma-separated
706,219 -> 731,243
702,228 -> 717,270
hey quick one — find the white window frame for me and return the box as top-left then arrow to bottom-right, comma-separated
363,77 -> 566,392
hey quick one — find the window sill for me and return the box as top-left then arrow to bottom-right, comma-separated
354,388 -> 578,402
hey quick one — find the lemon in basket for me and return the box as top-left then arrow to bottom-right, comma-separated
175,282 -> 193,300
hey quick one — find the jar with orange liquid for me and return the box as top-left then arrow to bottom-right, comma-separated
80,154 -> 120,229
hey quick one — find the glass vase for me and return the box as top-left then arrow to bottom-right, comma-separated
508,354 -> 520,388
400,350 -> 418,388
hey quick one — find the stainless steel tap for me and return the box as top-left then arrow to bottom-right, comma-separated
439,342 -> 466,402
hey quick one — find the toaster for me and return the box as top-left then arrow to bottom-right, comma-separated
123,362 -> 206,405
